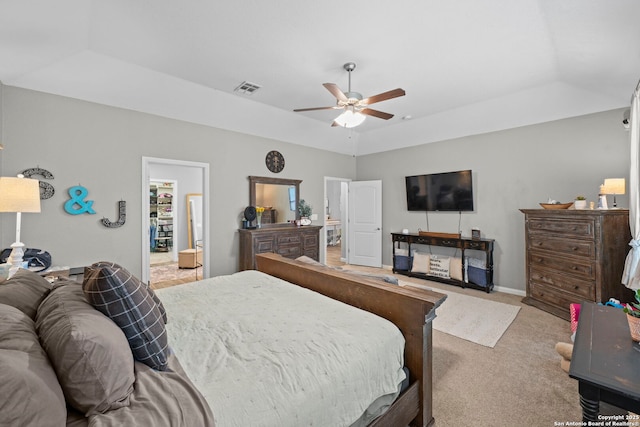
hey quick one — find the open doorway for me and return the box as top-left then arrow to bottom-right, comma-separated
141,157 -> 210,287
323,177 -> 350,267
323,177 -> 383,268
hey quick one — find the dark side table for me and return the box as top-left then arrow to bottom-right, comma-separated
569,301 -> 640,421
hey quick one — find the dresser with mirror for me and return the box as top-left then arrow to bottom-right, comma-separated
238,176 -> 321,270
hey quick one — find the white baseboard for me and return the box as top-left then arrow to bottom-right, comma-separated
493,286 -> 526,297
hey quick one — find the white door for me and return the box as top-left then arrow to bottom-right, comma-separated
348,180 -> 382,267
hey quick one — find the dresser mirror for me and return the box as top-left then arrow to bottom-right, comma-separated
249,176 -> 301,224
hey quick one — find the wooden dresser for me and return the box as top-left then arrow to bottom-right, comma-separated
238,225 -> 321,271
520,209 -> 633,320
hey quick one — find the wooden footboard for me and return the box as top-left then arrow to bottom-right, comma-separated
255,253 -> 446,427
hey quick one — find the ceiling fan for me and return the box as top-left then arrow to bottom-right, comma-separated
294,62 -> 406,128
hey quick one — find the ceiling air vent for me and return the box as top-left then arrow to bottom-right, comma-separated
234,81 -> 261,95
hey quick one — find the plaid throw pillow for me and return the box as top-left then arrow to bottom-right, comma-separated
82,263 -> 169,371
89,261 -> 167,324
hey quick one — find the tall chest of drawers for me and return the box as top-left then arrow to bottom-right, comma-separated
238,225 -> 321,271
521,209 -> 633,320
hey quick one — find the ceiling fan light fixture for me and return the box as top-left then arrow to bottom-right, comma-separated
334,109 -> 366,128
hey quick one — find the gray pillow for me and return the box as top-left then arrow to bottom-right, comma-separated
83,263 -> 169,371
0,304 -> 66,426
0,268 -> 52,319
36,281 -> 135,416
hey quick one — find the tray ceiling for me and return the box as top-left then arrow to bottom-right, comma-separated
1,0 -> 639,155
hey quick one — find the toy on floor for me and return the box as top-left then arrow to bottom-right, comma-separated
556,342 -> 573,373
556,302 -> 581,372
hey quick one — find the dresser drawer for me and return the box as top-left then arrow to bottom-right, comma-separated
414,236 -> 462,248
277,233 -> 301,245
528,251 -> 596,280
277,246 -> 302,259
464,240 -> 490,251
529,267 -> 595,300
254,235 -> 275,254
303,248 -> 319,260
302,233 -> 318,248
527,217 -> 595,239
528,236 -> 595,259
529,281 -> 583,312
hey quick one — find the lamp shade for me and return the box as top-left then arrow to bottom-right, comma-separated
0,176 -> 41,213
602,178 -> 626,195
334,110 -> 366,128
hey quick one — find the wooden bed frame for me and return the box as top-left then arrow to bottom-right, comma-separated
256,253 -> 447,427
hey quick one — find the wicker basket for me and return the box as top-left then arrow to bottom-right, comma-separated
627,313 -> 640,342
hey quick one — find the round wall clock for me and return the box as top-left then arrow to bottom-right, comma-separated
265,150 -> 285,173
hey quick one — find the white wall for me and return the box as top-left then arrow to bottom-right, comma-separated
356,109 -> 631,294
0,85 -> 357,277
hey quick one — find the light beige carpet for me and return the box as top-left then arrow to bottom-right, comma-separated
399,280 -> 521,347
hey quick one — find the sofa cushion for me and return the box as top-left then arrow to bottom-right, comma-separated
35,281 -> 135,416
83,262 -> 169,370
0,268 -> 52,320
0,303 -> 66,426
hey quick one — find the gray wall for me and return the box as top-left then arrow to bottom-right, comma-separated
0,86 -> 356,277
0,84 -> 631,293
356,109 -> 630,293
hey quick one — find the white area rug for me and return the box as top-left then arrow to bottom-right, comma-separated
399,281 -> 521,348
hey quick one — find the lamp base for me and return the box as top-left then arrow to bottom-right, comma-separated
7,241 -> 26,278
597,194 -> 609,210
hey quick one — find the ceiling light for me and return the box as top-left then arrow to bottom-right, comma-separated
334,109 -> 366,128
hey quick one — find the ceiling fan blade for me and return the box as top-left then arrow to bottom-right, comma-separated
360,108 -> 394,120
360,88 -> 406,106
293,106 -> 340,112
323,83 -> 348,102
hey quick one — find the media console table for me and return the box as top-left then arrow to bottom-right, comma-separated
391,232 -> 495,293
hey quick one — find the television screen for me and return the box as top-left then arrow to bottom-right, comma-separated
405,170 -> 474,212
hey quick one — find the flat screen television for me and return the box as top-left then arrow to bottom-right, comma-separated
405,170 -> 474,212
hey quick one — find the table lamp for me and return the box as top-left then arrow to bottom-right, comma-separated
0,175 -> 41,276
601,178 -> 626,208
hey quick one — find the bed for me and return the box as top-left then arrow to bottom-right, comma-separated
0,253 -> 445,427
250,253 -> 446,426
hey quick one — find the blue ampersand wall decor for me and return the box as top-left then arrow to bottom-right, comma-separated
64,186 -> 96,215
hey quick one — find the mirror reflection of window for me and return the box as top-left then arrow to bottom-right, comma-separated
255,183 -> 296,223
289,186 -> 296,211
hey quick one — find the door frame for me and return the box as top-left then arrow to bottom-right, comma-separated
141,157 -> 210,284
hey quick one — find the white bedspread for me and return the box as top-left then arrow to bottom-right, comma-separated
156,270 -> 406,427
